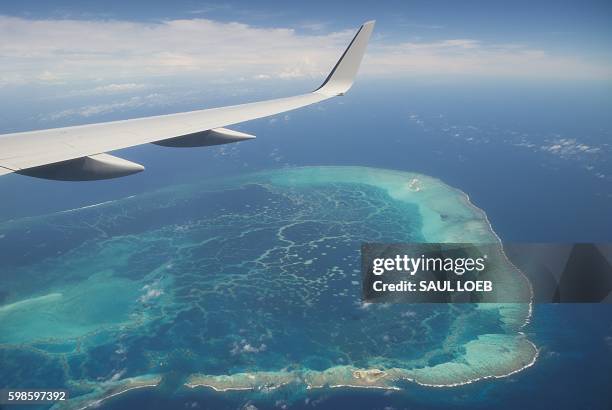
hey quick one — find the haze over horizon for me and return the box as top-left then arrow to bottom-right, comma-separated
1,0 -> 611,90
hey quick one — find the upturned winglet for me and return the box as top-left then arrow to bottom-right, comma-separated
314,20 -> 375,96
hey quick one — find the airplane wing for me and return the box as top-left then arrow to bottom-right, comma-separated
0,21 -> 375,181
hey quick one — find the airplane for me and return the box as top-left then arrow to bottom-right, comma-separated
0,21 -> 374,181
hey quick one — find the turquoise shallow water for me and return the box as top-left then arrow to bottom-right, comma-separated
0,166 -> 534,409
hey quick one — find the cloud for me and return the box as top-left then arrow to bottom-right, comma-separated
43,93 -> 167,119
138,282 -> 164,303
230,339 -> 267,355
0,16 -> 353,87
44,82 -> 150,99
0,15 -> 610,88
299,21 -> 330,32
540,138 -> 602,157
87,83 -> 148,94
366,39 -> 612,79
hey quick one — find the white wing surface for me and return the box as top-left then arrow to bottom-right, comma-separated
0,21 -> 375,180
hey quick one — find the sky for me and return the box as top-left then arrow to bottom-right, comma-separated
1,0 -> 611,93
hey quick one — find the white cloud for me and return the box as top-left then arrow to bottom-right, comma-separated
0,15 -> 610,88
230,339 -> 267,355
0,16 -> 352,86
540,138 -> 602,157
299,21 -> 330,32
138,282 -> 165,303
366,40 -> 612,79
46,82 -> 150,98
88,83 -> 148,94
43,93 -> 166,119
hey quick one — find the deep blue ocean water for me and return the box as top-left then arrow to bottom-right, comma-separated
1,79 -> 611,409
